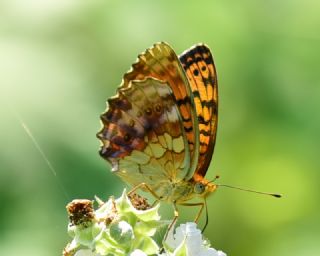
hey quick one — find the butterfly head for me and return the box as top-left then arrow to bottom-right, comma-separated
193,178 -> 217,198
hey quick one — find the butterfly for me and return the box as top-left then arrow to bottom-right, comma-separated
97,42 -> 218,230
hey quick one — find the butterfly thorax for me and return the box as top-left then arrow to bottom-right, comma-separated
163,180 -> 194,203
162,177 -> 217,203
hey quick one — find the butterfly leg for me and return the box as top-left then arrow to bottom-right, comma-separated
128,182 -> 162,200
151,199 -> 160,208
179,199 -> 209,232
163,202 -> 179,242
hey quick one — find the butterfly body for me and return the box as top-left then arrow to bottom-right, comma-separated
98,42 -> 218,208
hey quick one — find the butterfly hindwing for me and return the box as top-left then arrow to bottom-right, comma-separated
97,77 -> 191,198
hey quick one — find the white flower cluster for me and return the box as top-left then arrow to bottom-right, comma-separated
73,223 -> 226,256
162,222 -> 226,256
64,190 -> 226,256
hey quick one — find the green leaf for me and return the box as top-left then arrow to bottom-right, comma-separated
132,236 -> 159,255
134,220 -> 161,236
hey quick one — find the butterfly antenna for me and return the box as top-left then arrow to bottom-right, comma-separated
207,175 -> 220,184
217,184 -> 282,198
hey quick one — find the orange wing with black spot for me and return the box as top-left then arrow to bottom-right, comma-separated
179,44 -> 218,178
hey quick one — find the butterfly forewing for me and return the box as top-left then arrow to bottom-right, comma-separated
179,44 -> 218,178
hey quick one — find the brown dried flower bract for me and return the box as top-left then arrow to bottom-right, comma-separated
128,193 -> 151,210
66,199 -> 94,226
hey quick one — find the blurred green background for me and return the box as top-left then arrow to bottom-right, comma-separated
1,0 -> 319,255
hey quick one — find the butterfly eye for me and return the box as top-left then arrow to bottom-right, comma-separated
194,182 -> 205,194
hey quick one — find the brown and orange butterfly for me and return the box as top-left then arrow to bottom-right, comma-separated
97,42 -> 218,229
